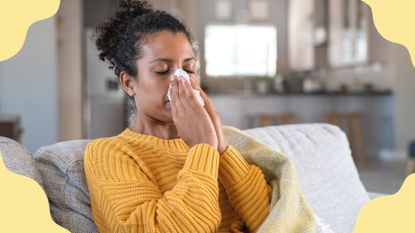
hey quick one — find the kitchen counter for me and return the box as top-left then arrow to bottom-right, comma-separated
207,90 -> 393,97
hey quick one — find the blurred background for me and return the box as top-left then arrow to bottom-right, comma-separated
1,0 -> 415,195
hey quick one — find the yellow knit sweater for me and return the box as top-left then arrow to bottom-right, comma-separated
84,128 -> 271,233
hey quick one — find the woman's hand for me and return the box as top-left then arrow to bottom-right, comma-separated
189,77 -> 229,154
169,75 -> 219,149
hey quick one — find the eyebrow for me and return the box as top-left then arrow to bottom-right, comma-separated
149,57 -> 196,64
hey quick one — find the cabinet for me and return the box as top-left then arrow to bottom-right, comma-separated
328,0 -> 370,67
0,116 -> 22,142
289,0 -> 370,71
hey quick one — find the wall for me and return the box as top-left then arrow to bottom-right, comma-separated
84,0 -> 117,28
392,44 -> 415,159
0,18 -> 58,153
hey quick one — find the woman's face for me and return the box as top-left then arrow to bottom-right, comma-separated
130,30 -> 196,123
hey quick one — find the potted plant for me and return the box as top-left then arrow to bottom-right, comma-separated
256,75 -> 270,95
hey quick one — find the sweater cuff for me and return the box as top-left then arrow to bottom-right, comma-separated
183,143 -> 220,178
219,145 -> 251,187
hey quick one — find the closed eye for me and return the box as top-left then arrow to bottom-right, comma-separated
155,70 -> 170,75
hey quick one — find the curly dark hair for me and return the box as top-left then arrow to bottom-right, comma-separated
94,0 -> 199,126
95,0 -> 196,77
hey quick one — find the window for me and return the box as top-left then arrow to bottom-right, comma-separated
204,24 -> 277,77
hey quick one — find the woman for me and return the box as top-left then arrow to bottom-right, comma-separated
84,1 -> 271,232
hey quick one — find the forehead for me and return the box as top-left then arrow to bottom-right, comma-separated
140,31 -> 194,60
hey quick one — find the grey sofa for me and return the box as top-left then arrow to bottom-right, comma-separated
0,124 -> 375,233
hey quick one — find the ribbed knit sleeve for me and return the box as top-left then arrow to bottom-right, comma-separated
84,139 -> 221,233
219,145 -> 271,232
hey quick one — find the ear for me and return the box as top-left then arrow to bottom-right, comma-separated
118,71 -> 137,96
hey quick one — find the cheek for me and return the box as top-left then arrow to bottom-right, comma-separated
137,64 -> 170,86
136,75 -> 169,105
137,71 -> 161,91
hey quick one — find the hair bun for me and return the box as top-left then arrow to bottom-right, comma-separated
118,0 -> 152,16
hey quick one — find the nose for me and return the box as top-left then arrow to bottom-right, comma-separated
173,68 -> 191,81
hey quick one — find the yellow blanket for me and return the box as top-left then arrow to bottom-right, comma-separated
222,125 -> 319,233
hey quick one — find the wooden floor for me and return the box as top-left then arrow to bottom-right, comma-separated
357,158 -> 408,194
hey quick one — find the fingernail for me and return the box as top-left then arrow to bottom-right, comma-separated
170,76 -> 175,82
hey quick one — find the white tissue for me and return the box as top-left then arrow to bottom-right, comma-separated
167,68 -> 205,106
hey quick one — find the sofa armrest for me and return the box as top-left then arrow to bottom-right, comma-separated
33,139 -> 97,233
0,136 -> 44,187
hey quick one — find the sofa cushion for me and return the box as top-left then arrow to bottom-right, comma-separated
244,123 -> 370,233
33,139 -> 97,233
0,136 -> 44,187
